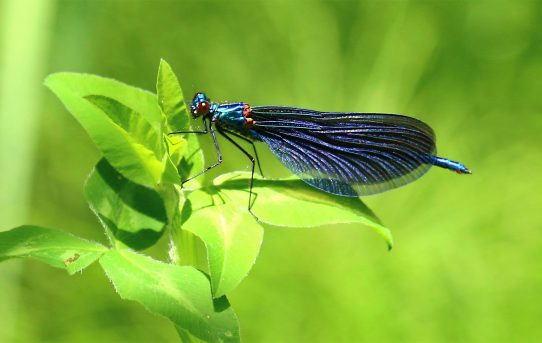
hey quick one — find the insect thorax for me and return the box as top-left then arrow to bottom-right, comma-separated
213,103 -> 260,140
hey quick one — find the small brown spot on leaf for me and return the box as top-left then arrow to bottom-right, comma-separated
63,253 -> 80,267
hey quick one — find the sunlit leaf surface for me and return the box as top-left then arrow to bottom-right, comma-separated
45,72 -> 162,130
99,250 -> 240,343
155,60 -> 204,187
214,172 -> 393,248
181,190 -> 264,297
45,73 -> 165,187
157,59 -> 189,132
0,226 -> 107,274
86,95 -> 163,158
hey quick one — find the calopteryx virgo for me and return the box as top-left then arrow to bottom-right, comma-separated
170,92 -> 471,210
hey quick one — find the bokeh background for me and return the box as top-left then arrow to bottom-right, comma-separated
1,0 -> 541,342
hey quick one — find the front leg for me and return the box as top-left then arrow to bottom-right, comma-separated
168,117 -> 208,135
179,120 -> 223,186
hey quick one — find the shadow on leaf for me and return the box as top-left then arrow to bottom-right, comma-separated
86,159 -> 168,250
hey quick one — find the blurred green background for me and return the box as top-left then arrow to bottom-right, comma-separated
1,0 -> 541,342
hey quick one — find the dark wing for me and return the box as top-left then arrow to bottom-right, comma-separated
251,106 -> 436,196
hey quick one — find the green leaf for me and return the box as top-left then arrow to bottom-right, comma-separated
173,229 -> 209,272
99,250 -> 240,343
215,172 -> 394,249
157,59 -> 189,132
181,190 -> 264,297
44,72 -> 162,131
85,159 -> 168,250
45,73 -> 165,187
161,149 -> 183,185
0,225 -> 107,274
154,59 -> 204,187
86,95 -> 163,158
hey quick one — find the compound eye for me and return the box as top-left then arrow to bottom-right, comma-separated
196,101 -> 210,115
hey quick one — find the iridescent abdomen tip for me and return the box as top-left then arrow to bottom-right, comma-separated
432,156 -> 471,174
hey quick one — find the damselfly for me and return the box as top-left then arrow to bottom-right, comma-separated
170,92 -> 470,210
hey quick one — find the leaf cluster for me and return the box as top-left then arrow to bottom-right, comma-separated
0,60 -> 391,342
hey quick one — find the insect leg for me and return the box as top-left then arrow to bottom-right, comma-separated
219,128 -> 264,177
180,120 -> 223,185
216,126 -> 257,214
168,118 -> 209,135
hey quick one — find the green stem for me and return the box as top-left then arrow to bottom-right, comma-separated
0,0 -> 56,341
161,186 -> 208,271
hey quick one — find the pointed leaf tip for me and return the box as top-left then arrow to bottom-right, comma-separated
213,172 -> 394,249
